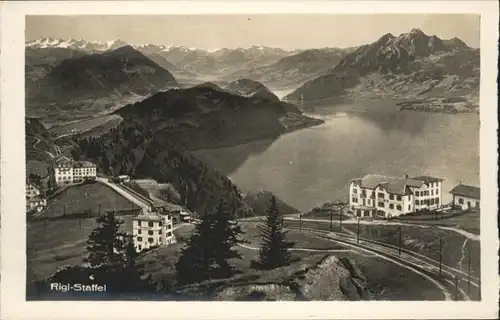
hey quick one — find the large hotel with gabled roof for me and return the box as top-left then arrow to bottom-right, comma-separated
348,174 -> 444,219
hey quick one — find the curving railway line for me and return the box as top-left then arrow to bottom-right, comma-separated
286,226 -> 480,301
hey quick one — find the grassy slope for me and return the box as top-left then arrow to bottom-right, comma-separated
42,182 -> 140,218
28,219 -> 449,300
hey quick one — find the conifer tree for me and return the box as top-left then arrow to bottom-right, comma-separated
84,212 -> 128,270
119,236 -> 156,293
257,196 -> 294,269
175,211 -> 216,285
211,198 -> 243,278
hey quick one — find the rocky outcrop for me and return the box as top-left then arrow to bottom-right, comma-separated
211,255 -> 370,301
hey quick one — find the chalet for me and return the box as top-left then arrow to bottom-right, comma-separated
26,182 -> 41,198
132,211 -> 176,252
53,157 -> 97,186
26,196 -> 47,213
449,184 -> 480,210
349,174 -> 444,219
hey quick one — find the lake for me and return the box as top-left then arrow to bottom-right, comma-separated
193,99 -> 480,212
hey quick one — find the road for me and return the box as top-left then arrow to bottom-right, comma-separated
96,177 -> 151,211
29,136 -> 55,159
286,225 -> 478,301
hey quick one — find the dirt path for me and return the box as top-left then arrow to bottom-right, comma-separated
29,136 -> 55,158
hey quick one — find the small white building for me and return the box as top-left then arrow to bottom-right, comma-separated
349,174 -> 444,219
53,157 -> 97,186
53,157 -> 74,186
26,182 -> 41,198
132,211 -> 176,252
72,161 -> 97,183
26,196 -> 47,213
450,184 -> 480,210
118,175 -> 130,183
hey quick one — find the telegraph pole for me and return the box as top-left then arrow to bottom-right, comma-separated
439,238 -> 443,276
398,227 -> 403,255
357,217 -> 360,243
329,210 -> 333,232
299,213 -> 302,231
467,251 -> 471,295
454,276 -> 459,300
339,208 -> 343,229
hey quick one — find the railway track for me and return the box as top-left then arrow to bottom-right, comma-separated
287,226 -> 479,301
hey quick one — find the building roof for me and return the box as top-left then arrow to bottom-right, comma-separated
73,161 -> 96,168
449,184 -> 480,199
411,175 -> 445,184
134,214 -> 163,222
28,196 -> 45,203
351,174 -> 423,195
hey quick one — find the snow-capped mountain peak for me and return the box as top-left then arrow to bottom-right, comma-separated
26,37 -> 130,52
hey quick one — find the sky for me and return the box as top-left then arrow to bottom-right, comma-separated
25,14 -> 480,50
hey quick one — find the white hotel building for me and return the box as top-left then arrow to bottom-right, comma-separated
132,211 -> 176,252
53,156 -> 97,186
349,174 -> 444,219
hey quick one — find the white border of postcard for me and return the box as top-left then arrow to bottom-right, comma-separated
1,1 -> 499,319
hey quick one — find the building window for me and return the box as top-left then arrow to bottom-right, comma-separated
148,230 -> 154,235
475,201 -> 479,208
138,245 -> 142,251
430,198 -> 435,205
431,190 -> 434,196
148,238 -> 154,243
167,232 -> 172,237
435,198 -> 440,205
148,222 -> 154,227
138,230 -> 142,235
138,221 -> 141,226
378,193 -> 385,199
352,197 -> 358,203
137,236 -> 143,241
361,190 -> 366,197
389,204 -> 394,209
458,198 -> 464,204
389,194 -> 394,200
167,224 -> 172,230
416,200 -> 420,205
159,229 -> 162,234
396,195 -> 402,201
396,205 -> 402,211
353,188 -> 358,194
415,191 -> 419,196
408,205 -> 411,211
378,202 -> 385,208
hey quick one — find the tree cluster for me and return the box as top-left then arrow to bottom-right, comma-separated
175,199 -> 243,285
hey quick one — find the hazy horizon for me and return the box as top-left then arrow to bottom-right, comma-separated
26,14 -> 480,50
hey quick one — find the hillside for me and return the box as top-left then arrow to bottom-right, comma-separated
25,117 -> 55,162
71,122 -> 250,216
225,79 -> 280,101
243,190 -> 300,216
26,45 -> 179,122
222,48 -> 352,88
284,29 -> 479,112
115,86 -> 323,150
25,47 -> 89,82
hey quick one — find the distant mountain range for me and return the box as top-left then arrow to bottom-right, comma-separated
221,47 -> 357,88
26,38 -> 299,78
284,29 -> 479,110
